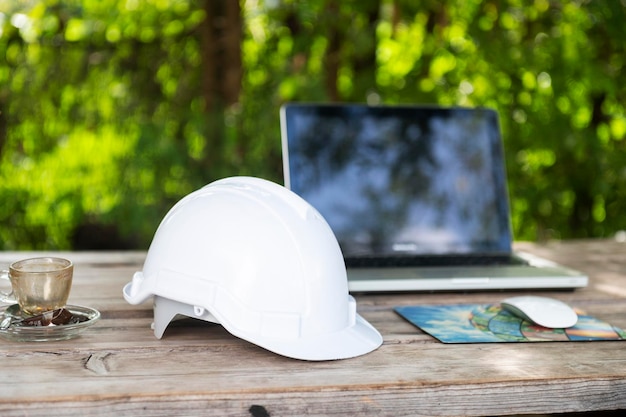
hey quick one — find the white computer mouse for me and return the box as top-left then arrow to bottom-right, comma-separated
500,295 -> 578,328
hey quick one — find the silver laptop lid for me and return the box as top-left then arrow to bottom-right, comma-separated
281,104 -> 513,259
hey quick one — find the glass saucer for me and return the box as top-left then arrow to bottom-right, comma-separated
0,304 -> 100,342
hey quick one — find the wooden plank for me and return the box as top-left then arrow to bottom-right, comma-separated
2,314 -> 626,413
1,339 -> 626,415
1,379 -> 625,417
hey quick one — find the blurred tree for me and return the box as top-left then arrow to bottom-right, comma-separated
0,0 -> 625,250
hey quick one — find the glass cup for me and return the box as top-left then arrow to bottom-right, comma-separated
0,257 -> 73,316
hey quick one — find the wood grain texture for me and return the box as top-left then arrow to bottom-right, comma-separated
1,240 -> 625,416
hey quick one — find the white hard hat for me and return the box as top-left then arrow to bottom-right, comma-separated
123,176 -> 382,360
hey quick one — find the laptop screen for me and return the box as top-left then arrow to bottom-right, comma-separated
281,104 -> 513,257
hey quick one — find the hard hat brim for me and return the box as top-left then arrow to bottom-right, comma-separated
226,312 -> 383,361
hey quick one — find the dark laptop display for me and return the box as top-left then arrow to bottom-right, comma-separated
282,105 -> 512,261
280,103 -> 587,291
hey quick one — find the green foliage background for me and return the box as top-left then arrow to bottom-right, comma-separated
1,0 -> 625,250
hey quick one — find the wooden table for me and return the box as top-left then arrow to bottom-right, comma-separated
1,239 -> 625,416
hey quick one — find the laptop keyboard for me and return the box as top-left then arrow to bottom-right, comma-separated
344,254 -> 529,268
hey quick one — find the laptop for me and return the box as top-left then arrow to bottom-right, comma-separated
280,103 -> 588,292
